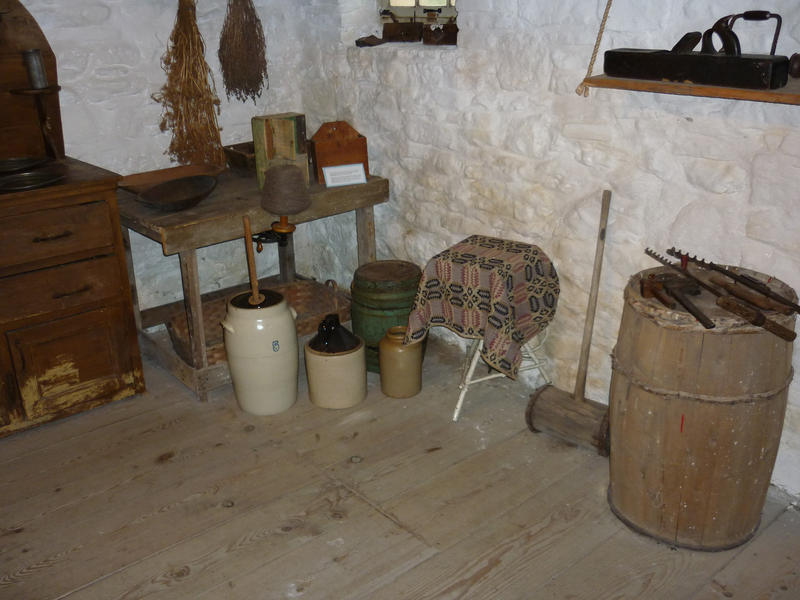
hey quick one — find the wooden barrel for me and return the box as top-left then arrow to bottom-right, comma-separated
608,266 -> 795,551
350,260 -> 422,373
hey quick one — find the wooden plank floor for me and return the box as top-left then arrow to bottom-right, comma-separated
0,337 -> 798,599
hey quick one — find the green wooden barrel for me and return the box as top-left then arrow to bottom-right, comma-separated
350,260 -> 422,373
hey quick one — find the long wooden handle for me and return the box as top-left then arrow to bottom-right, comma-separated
716,295 -> 796,342
665,285 -> 715,329
243,216 -> 264,305
574,189 -> 612,403
709,274 -> 793,315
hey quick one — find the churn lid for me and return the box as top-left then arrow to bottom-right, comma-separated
230,289 -> 283,309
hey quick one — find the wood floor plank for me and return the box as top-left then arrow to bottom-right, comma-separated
380,429 -> 593,548
690,506 -> 800,600
67,480 -> 434,600
0,362 -> 185,464
0,336 -> 796,600
196,492 -> 436,600
290,381 -> 444,463
0,414 -> 305,554
0,400 -> 231,523
324,391 -> 527,504
0,444 -> 321,599
366,455 -> 616,600
0,364 -> 352,533
531,490 -> 793,600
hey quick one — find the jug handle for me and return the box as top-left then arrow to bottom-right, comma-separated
221,320 -> 235,334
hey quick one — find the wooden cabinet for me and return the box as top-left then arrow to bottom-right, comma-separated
0,158 -> 144,435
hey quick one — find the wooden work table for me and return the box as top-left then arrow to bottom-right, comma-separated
117,169 -> 389,400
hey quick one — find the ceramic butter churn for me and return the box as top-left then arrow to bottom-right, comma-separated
222,290 -> 299,415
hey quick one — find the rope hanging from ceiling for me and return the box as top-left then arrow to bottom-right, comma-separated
576,0 -> 614,97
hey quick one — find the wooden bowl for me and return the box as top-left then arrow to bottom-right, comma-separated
136,175 -> 217,212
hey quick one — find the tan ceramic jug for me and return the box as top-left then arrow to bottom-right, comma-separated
304,314 -> 366,409
378,326 -> 422,398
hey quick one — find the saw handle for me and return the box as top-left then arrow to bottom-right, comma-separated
716,295 -> 796,342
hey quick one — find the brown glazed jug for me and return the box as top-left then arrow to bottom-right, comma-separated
378,326 -> 423,398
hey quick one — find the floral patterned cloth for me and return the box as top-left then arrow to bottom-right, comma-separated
405,235 -> 560,379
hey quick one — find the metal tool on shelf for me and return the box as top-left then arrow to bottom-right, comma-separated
604,11 -> 790,90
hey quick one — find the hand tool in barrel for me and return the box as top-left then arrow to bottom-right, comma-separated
661,276 -> 715,329
640,273 -> 714,328
640,274 -> 676,308
645,249 -> 796,342
707,274 -> 793,315
666,247 -> 800,314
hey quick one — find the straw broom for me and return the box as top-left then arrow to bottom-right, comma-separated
218,0 -> 269,103
153,0 -> 226,166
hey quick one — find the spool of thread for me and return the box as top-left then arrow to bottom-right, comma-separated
260,164 -> 311,234
22,49 -> 49,89
261,164 -> 311,215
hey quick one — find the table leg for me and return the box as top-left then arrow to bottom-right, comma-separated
178,249 -> 208,401
120,228 -> 142,332
355,206 -> 377,265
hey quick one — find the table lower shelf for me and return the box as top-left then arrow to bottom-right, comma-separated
141,278 -> 351,399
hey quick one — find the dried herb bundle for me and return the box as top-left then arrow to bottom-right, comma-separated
153,0 -> 225,166
218,0 -> 268,103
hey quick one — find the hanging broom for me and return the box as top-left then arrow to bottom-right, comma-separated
153,0 -> 226,167
218,0 -> 269,103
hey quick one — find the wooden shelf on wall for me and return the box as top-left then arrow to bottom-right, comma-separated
582,75 -> 800,106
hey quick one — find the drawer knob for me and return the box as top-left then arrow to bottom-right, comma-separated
33,230 -> 73,243
52,284 -> 92,299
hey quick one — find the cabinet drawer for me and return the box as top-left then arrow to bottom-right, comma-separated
6,306 -> 134,420
0,201 -> 114,272
0,255 -> 121,324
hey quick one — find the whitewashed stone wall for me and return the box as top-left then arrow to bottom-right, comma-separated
337,0 -> 800,497
27,0 -> 344,308
26,0 -> 800,496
